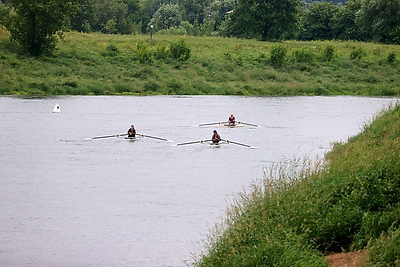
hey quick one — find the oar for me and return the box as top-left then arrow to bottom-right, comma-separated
237,121 -> 259,127
173,139 -> 212,146
137,133 -> 173,142
223,139 -> 257,149
196,122 -> 224,127
86,133 -> 127,140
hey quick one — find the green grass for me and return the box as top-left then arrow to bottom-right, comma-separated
195,104 -> 400,266
1,28 -> 400,96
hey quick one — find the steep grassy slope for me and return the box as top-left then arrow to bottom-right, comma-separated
1,28 -> 399,96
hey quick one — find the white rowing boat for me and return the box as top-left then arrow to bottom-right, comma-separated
210,142 -> 221,148
124,137 -> 137,142
214,124 -> 246,128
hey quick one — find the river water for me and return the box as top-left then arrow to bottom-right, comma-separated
0,95 -> 396,266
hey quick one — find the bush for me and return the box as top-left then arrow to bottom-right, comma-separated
0,3 -> 11,27
105,43 -> 119,56
180,21 -> 194,35
350,47 -> 365,60
143,81 -> 159,92
104,19 -> 117,34
292,48 -> 314,63
135,41 -> 153,64
170,39 -> 191,61
154,42 -> 170,60
387,52 -> 396,64
270,45 -> 287,67
322,45 -> 335,62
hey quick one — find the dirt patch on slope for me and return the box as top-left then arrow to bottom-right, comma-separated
325,250 -> 367,267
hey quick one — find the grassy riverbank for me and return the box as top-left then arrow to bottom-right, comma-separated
1,27 -> 399,96
196,103 -> 400,266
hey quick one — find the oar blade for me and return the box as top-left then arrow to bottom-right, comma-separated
223,139 -> 256,149
197,122 -> 223,127
85,133 -> 127,140
137,133 -> 172,142
175,140 -> 211,146
237,121 -> 259,127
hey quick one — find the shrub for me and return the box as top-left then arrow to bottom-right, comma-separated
350,47 -> 365,60
154,42 -> 170,60
270,45 -> 287,67
170,39 -> 191,61
180,21 -> 194,35
104,19 -> 117,34
321,45 -> 335,62
105,43 -> 118,56
135,41 -> 153,64
387,52 -> 396,64
292,48 -> 314,63
143,81 -> 159,92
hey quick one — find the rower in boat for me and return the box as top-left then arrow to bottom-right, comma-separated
127,125 -> 136,138
212,130 -> 221,144
228,113 -> 236,126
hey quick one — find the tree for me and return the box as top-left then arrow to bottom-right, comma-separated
205,0 -> 236,30
138,0 -> 173,33
71,0 -> 140,34
95,0 -> 130,34
177,0 -> 211,24
7,0 -> 77,56
357,0 -> 400,44
225,0 -> 302,40
104,19 -> 118,33
300,1 -> 340,40
333,0 -> 363,40
0,2 -> 11,27
148,4 -> 182,31
71,0 -> 99,33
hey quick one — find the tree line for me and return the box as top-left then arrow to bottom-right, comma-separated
0,0 -> 399,56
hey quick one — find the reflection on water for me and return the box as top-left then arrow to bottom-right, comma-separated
0,96 -> 396,266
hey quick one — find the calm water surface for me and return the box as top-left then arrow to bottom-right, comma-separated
0,96 -> 396,266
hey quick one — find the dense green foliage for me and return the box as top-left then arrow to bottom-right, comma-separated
221,0 -> 301,40
357,0 -> 400,44
1,0 -> 399,55
72,0 -> 140,34
1,29 -> 399,96
148,4 -> 181,31
300,1 -> 339,40
6,0 -> 77,56
196,104 -> 400,265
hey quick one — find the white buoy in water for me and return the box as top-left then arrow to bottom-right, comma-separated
52,104 -> 60,113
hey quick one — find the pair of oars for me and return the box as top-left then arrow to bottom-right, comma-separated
172,139 -> 257,149
85,133 -> 173,142
196,121 -> 259,127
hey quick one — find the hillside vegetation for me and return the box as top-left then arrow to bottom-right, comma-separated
196,103 -> 400,266
0,28 -> 399,96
